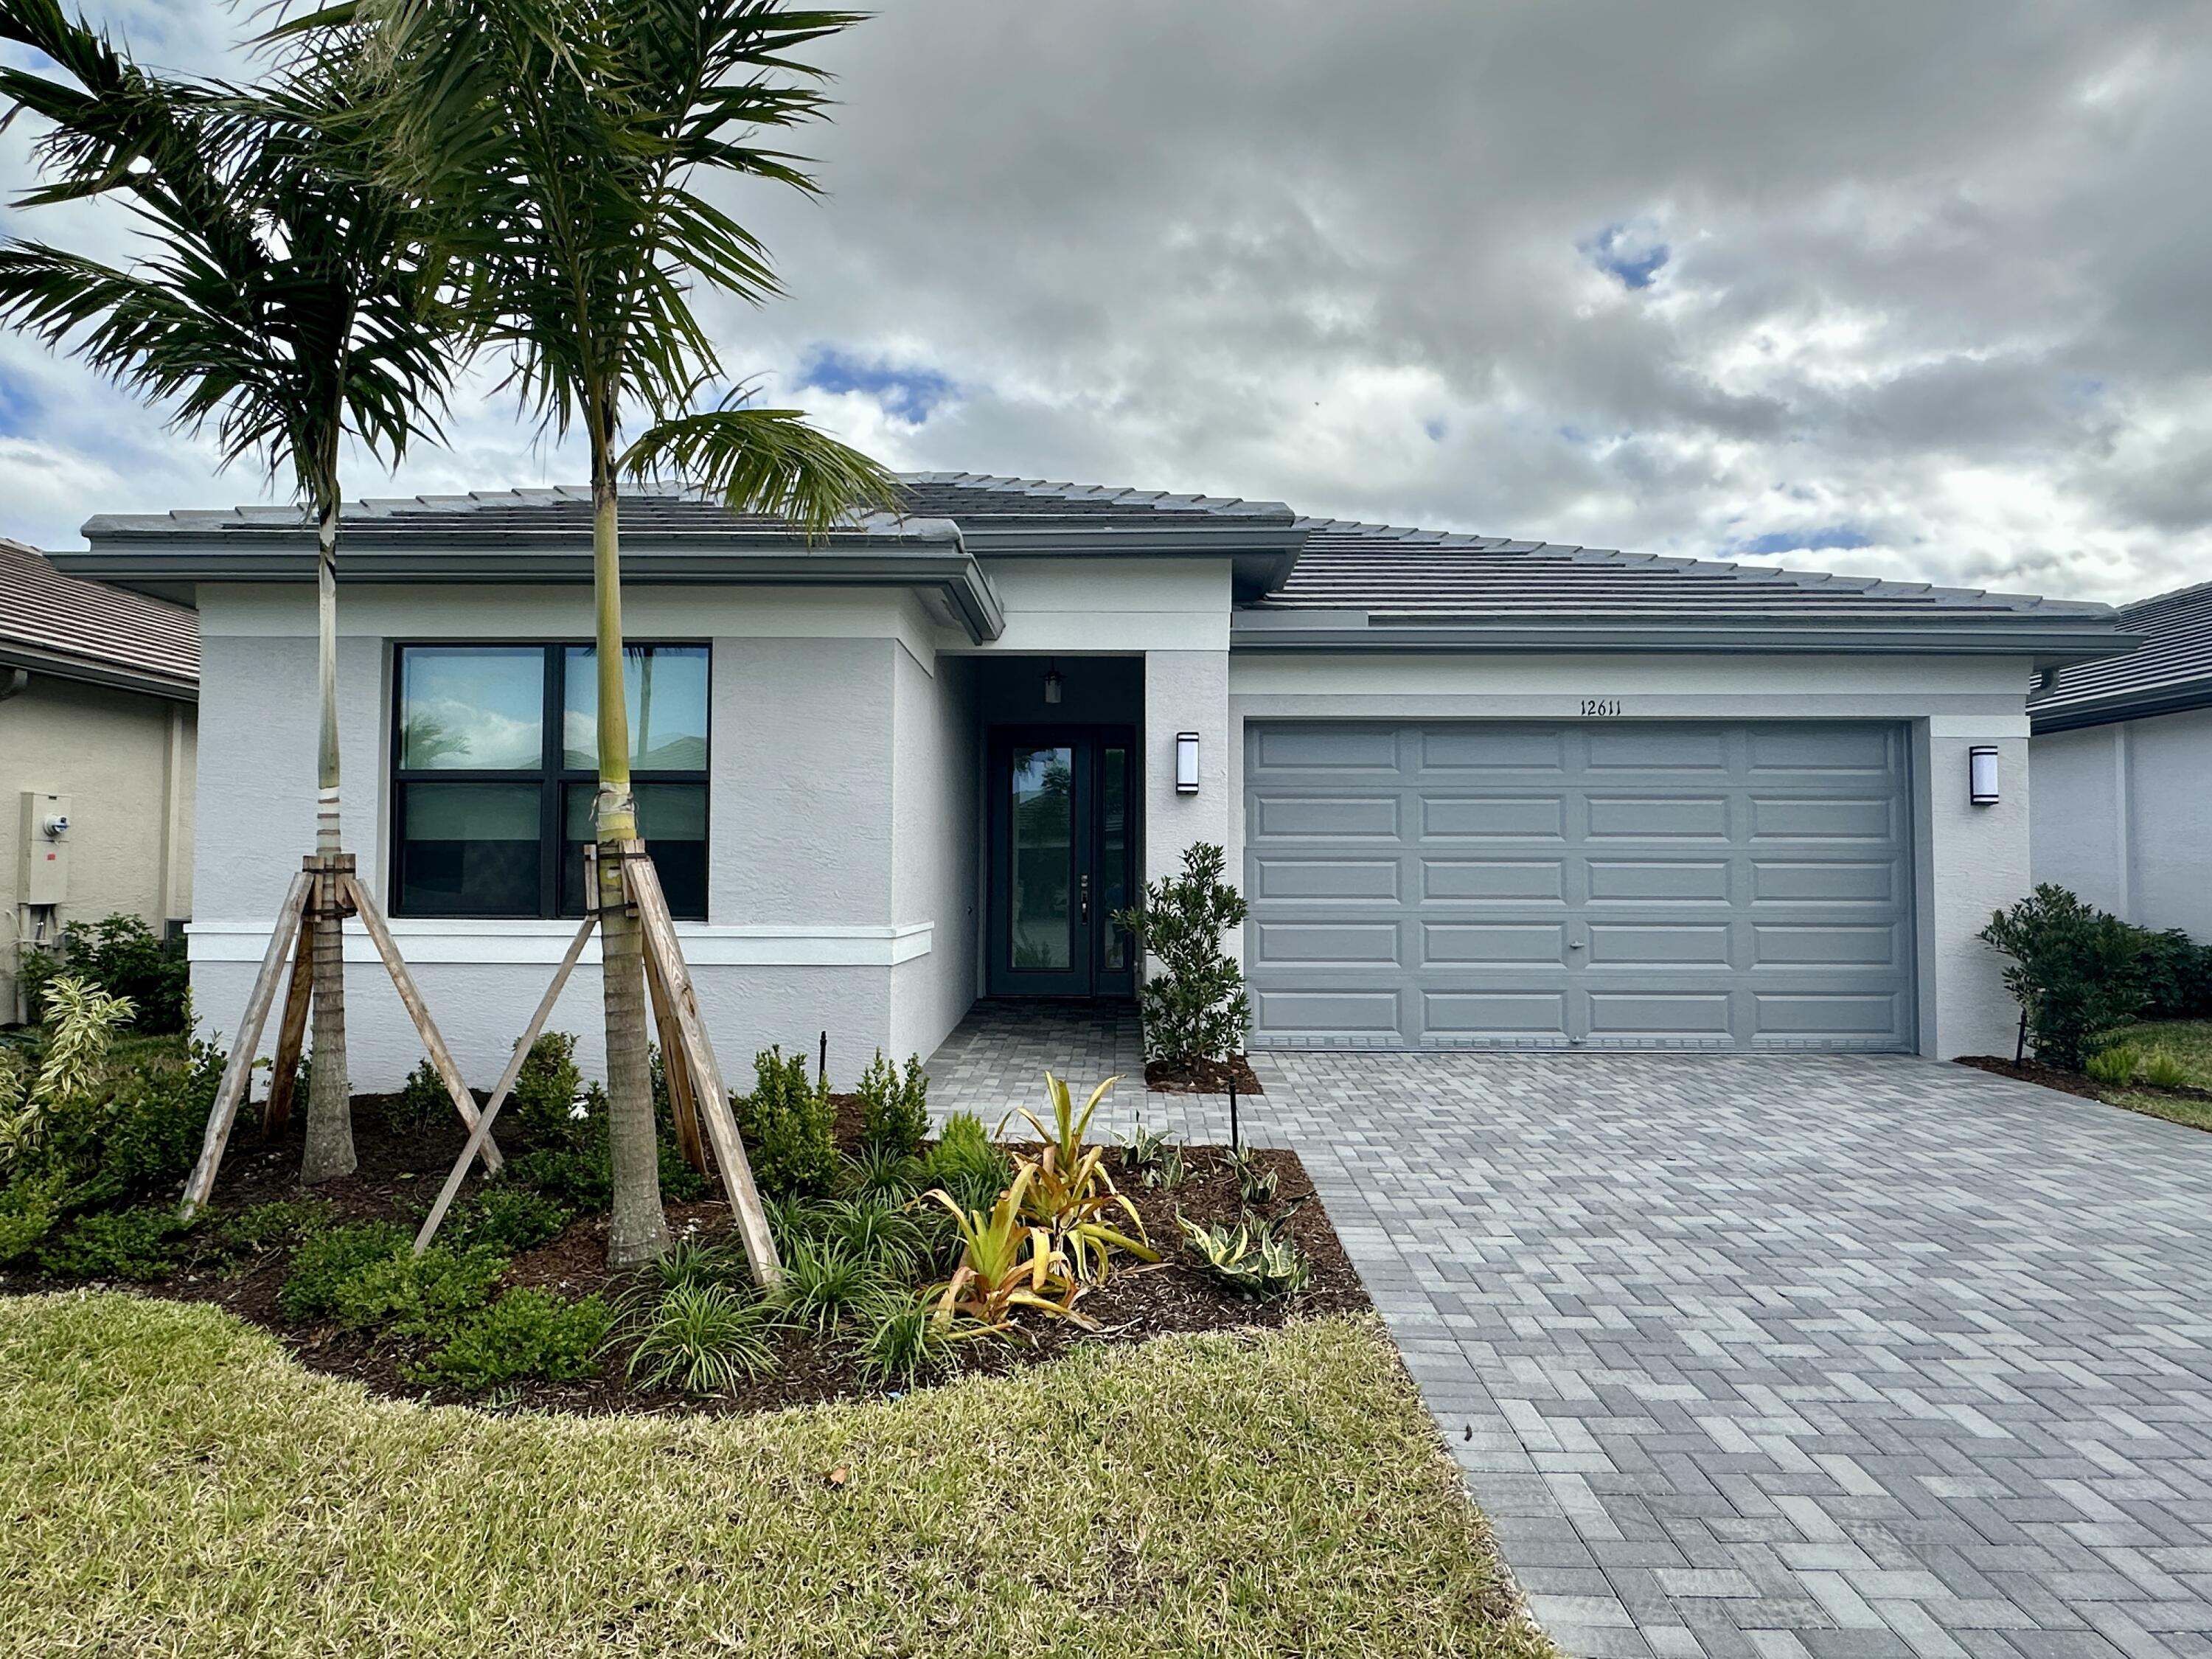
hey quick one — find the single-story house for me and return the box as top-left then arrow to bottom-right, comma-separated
50,477 -> 2129,1085
0,537 -> 198,1023
2029,579 -> 2212,938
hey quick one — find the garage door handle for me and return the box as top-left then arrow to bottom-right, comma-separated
1569,940 -> 1586,950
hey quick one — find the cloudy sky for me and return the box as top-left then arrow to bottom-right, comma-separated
3,1 -> 2208,603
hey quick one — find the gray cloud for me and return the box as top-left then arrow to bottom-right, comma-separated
4,0 -> 2211,602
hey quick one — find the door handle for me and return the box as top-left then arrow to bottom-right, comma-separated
1079,874 -> 1091,922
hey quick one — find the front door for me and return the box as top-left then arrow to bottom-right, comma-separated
987,726 -> 1138,997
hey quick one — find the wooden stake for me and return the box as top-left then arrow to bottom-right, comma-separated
260,911 -> 317,1140
625,846 -> 780,1285
340,872 -> 504,1173
644,941 -> 707,1175
414,914 -> 598,1253
179,871 -> 312,1217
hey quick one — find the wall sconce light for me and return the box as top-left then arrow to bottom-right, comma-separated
1175,731 -> 1200,795
1041,661 -> 1063,706
1969,745 -> 2000,806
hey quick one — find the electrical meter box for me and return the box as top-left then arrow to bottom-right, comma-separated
18,792 -> 71,906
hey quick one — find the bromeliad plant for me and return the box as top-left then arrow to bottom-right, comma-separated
1000,1073 -> 1156,1284
919,1164 -> 1093,1334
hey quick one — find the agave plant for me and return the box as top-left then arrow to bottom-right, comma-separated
918,1164 -> 1094,1333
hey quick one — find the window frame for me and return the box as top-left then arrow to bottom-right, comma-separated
387,639 -> 712,920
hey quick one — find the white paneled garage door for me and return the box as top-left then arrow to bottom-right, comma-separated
1243,721 -> 1916,1051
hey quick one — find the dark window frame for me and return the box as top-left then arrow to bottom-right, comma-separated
388,640 -> 711,920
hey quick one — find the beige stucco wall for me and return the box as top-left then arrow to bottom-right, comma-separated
0,673 -> 195,1020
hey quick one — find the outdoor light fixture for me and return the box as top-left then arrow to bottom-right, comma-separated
1041,661 -> 1063,705
1175,731 -> 1200,795
1969,745 -> 2000,806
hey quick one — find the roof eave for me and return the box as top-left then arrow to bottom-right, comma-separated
0,639 -> 197,702
1231,608 -> 2138,667
2031,676 -> 2212,734
52,535 -> 1007,644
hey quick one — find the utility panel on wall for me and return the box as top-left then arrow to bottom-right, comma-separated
17,791 -> 72,905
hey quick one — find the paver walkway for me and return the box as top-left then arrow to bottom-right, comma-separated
928,1007 -> 2212,1659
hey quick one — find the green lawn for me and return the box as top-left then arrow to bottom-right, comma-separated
2097,1019 -> 2212,1131
0,1293 -> 1554,1658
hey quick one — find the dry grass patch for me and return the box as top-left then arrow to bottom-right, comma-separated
0,1293 -> 1554,1659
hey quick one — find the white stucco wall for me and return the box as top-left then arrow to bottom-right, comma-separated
190,584 -> 939,1090
1,675 -> 195,1020
2031,707 -> 2212,939
1226,650 -> 2038,1060
888,647 -> 976,1065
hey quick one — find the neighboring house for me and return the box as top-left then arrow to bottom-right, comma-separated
2028,580 -> 2212,938
50,478 -> 2126,1085
0,537 -> 198,1023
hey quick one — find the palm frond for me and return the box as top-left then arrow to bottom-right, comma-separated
620,406 -> 898,538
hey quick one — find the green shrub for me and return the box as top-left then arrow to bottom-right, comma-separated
330,1242 -> 509,1338
216,1197 -> 333,1253
1112,841 -> 1250,1069
854,1293 -> 959,1388
776,1238 -> 882,1333
2084,1046 -> 2139,1085
278,1221 -> 409,1323
2136,929 -> 2212,1020
625,1281 -> 776,1394
507,1093 -> 703,1211
734,1046 -> 835,1200
36,1206 -> 190,1281
1980,886 -> 2155,1069
857,1049 -> 930,1158
922,1111 -> 1012,1214
0,1168 -> 65,1262
411,1289 -> 611,1391
19,914 -> 189,1033
382,1060 -> 450,1135
512,1031 -> 585,1145
447,1186 -> 571,1254
2141,1048 -> 2194,1091
78,1038 -> 222,1203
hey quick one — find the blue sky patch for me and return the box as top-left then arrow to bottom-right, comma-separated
0,370 -> 35,439
1740,524 -> 1871,557
1582,221 -> 1669,290
1423,416 -> 1447,442
796,347 -> 956,425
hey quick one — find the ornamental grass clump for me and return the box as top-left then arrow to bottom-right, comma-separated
855,1293 -> 960,1388
625,1281 -> 776,1394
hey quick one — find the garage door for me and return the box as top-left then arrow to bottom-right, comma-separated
1244,722 -> 1916,1051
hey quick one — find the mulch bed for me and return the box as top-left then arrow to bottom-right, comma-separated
1145,1053 -> 1265,1094
1955,1054 -> 2212,1106
2,1093 -> 1364,1418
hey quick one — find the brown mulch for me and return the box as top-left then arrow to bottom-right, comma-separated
1145,1054 -> 1265,1095
2,1099 -> 1363,1419
1955,1054 -> 2212,1105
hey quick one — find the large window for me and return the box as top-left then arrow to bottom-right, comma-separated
391,643 -> 709,919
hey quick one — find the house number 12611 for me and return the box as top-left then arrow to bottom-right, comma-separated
1579,698 -> 1623,717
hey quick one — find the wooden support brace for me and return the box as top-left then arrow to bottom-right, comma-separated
414,914 -> 598,1253
624,846 -> 781,1285
260,911 -> 317,1140
180,871 -> 313,1217
644,942 -> 708,1175
341,872 -> 504,1174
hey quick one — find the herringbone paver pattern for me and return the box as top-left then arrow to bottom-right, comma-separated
925,1011 -> 2212,1659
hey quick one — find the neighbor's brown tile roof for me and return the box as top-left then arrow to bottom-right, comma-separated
0,537 -> 198,697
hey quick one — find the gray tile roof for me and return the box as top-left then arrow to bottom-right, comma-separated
897,473 -> 1295,524
1259,518 -> 2112,619
0,538 -> 197,698
2029,579 -> 2212,731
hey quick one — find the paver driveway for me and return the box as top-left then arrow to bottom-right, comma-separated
925,1018 -> 2212,1658
1265,1051 -> 2212,1659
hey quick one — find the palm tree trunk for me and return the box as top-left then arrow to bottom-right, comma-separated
592,448 -> 667,1266
300,495 -> 355,1181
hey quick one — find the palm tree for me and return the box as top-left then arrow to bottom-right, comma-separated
0,0 -> 456,1180
327,0 -> 895,1264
